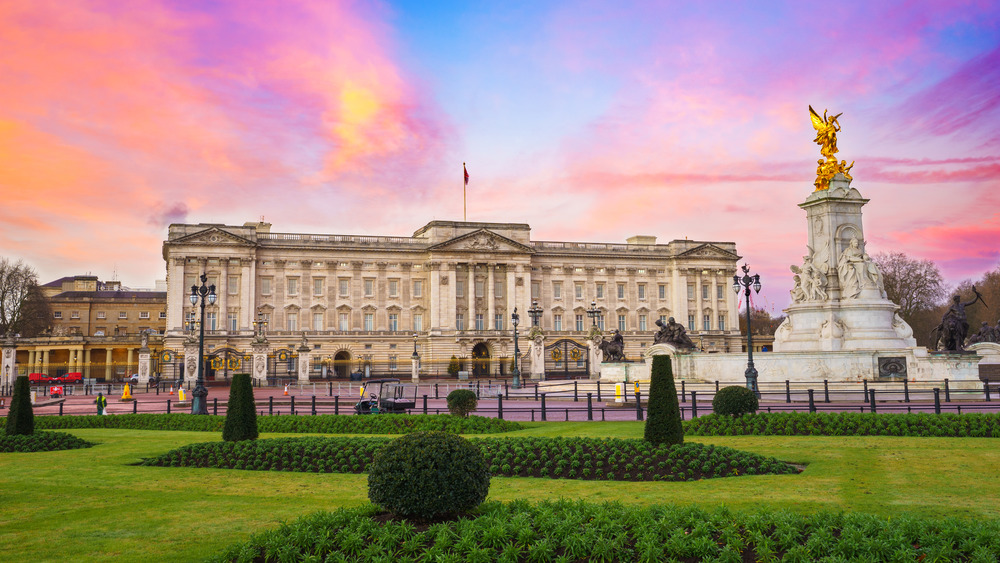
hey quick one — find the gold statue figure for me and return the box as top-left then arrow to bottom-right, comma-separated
809,106 -> 852,191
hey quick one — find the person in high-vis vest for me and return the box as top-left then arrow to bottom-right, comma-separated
96,392 -> 108,415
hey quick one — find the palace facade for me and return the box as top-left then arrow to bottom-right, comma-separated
161,220 -> 743,379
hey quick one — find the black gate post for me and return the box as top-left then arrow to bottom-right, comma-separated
574,381 -> 578,402
311,395 -> 317,415
681,380 -> 686,403
269,396 -> 273,415
335,396 -> 339,415
934,388 -> 941,414
133,400 -> 138,414
904,379 -> 910,403
635,392 -> 643,421
497,395 -> 503,420
587,393 -> 593,421
869,389 -> 877,414
540,393 -> 547,421
59,403 -> 63,416
505,382 -> 509,400
944,379 -> 951,402
423,394 -> 428,415
985,382 -> 991,402
690,391 -> 698,418
167,399 -> 171,414
863,380 -> 869,402
823,380 -> 830,403
808,389 -> 816,413
596,381 -> 601,402
290,395 -> 295,415
434,383 -> 439,400
785,380 -> 791,403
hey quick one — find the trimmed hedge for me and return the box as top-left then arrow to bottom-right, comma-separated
368,432 -> 489,519
140,436 -> 799,482
6,376 -> 34,436
644,355 -> 683,445
446,389 -> 478,417
686,412 -> 1000,437
222,374 -> 258,442
211,500 -> 1000,563
712,385 -> 759,417
0,430 -> 94,453
2,413 -> 523,434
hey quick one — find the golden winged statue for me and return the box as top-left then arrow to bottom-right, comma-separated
809,105 -> 851,191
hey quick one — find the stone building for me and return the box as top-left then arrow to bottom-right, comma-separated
160,220 -> 743,380
13,275 -> 166,380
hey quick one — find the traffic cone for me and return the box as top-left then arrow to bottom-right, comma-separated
121,384 -> 132,401
169,385 -> 174,395
283,385 -> 289,396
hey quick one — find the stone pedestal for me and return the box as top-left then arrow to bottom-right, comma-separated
529,336 -> 546,381
183,340 -> 199,384
137,346 -> 152,385
588,338 -> 602,379
297,344 -> 311,383
2,338 -> 16,387
251,341 -> 269,384
411,355 -> 420,382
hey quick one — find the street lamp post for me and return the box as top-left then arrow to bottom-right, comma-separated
528,299 -> 543,328
732,264 -> 762,398
188,273 -> 216,415
511,308 -> 521,389
586,300 -> 601,328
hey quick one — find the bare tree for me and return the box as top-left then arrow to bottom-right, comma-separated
872,252 -> 946,319
0,258 -> 51,337
738,307 -> 785,336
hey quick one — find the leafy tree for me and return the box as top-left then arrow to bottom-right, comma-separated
447,355 -> 460,376
0,258 -> 51,337
6,376 -> 34,435
222,373 -> 258,441
643,355 -> 683,446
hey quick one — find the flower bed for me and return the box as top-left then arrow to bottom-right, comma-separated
210,500 -> 1000,562
4,413 -> 522,435
685,412 -> 1000,438
140,436 -> 800,481
0,431 -> 95,453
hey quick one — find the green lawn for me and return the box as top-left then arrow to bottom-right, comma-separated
1,423 -> 998,561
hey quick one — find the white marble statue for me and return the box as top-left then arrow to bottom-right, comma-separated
789,250 -> 828,303
837,237 -> 885,299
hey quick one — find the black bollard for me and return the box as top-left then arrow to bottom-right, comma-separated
823,380 -> 830,403
213,397 -> 218,416
863,380 -> 869,403
597,380 -> 602,403
290,396 -> 295,415
434,383 -> 439,400
328,382 -> 332,397
944,379 -> 951,402
156,384 -> 159,396
133,400 -> 138,414
311,395 -> 317,416
574,381 -> 578,402
681,380 -> 686,403
904,379 -> 910,403
985,382 -> 992,402
59,402 -> 63,416
808,389 -> 816,413
498,395 -> 503,420
869,389 -> 877,414
541,393 -> 547,421
715,380 -> 719,393
691,391 -> 698,418
635,392 -> 643,421
565,408 -> 569,421
505,382 -> 509,400
167,399 -> 171,414
785,380 -> 791,403
423,394 -> 428,415
335,396 -> 340,415
587,393 -> 593,421
269,396 -> 273,415
933,388 -> 941,414
534,385 -> 539,401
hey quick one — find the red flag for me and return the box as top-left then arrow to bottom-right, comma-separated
464,163 -> 469,186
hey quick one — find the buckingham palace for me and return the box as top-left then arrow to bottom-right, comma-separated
160,220 -> 743,380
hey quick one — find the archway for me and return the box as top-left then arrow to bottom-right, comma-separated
334,351 -> 351,379
472,342 -> 491,378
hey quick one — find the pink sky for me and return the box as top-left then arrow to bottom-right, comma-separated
1,0 -> 998,312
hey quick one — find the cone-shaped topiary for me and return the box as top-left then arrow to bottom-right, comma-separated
6,375 -> 35,436
368,431 -> 489,520
222,373 -> 258,441
643,355 -> 683,445
713,385 -> 759,417
446,389 -> 478,417
447,355 -> 460,376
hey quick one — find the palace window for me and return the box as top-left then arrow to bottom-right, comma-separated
475,280 -> 485,298
388,313 -> 398,331
229,276 -> 239,295
717,285 -> 724,300
618,314 -> 626,331
575,314 -> 584,331
413,280 -> 423,298
639,314 -> 647,331
687,284 -> 695,300
495,314 -> 504,330
413,313 -> 423,332
389,355 -> 397,371
388,279 -> 398,298
313,312 -> 324,331
617,283 -> 625,299
456,313 -> 465,331
363,313 -> 374,331
53,311 -> 62,319
597,315 -> 605,331
314,278 -> 324,296
718,314 -> 726,331
531,281 -> 540,300
702,285 -> 708,300
71,311 -> 80,319
339,279 -> 349,297
97,311 -> 106,319
688,314 -> 695,331
339,313 -> 349,331
119,311 -> 128,319
575,283 -> 583,300
159,312 -> 166,319
261,278 -> 272,295
659,284 -> 666,299
596,283 -> 604,299
553,282 -> 562,299
638,284 -> 646,300
704,314 -> 711,331
554,314 -> 563,331
139,311 -> 149,319
230,313 -> 239,331
475,314 -> 484,331
495,280 -> 503,298
456,280 -> 465,298
285,313 -> 296,331
659,315 -> 667,324
364,279 -> 374,297
287,278 -> 298,296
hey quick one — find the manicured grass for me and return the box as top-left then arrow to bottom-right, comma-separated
1,423 -> 999,561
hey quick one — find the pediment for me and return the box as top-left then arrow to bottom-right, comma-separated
676,243 -> 739,260
428,229 -> 533,254
171,227 -> 256,247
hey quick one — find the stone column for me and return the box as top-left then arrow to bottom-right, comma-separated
529,335 -> 545,381
126,348 -> 134,378
445,264 -> 456,329
84,349 -> 92,380
588,337 -> 602,379
218,260 -> 229,333
429,262 -> 441,330
138,343 -> 152,385
105,349 -> 113,380
251,340 -> 270,384
184,340 -> 199,384
506,267 -> 517,324
1,337 -> 16,386
467,264 -> 475,330
297,341 -> 311,383
487,264 -> 495,330
410,353 -> 420,383
41,349 -> 50,375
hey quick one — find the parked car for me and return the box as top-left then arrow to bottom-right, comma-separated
60,372 -> 83,384
28,373 -> 58,384
127,373 -> 139,384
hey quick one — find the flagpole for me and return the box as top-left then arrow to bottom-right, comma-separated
463,162 -> 467,222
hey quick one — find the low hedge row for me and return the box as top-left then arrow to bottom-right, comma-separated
140,436 -> 799,481
211,500 -> 1000,563
0,431 -> 95,453
2,413 -> 522,434
686,412 -> 1000,437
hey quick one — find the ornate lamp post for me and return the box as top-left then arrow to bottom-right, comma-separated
511,307 -> 521,389
586,300 -> 601,328
188,273 -> 216,415
528,299 -> 543,327
732,264 -> 762,398
252,309 -> 268,338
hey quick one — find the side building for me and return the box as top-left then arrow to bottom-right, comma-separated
161,220 -> 743,380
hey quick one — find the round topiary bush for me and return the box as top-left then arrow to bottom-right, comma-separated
446,389 -> 478,417
712,385 -> 759,417
368,431 -> 489,520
